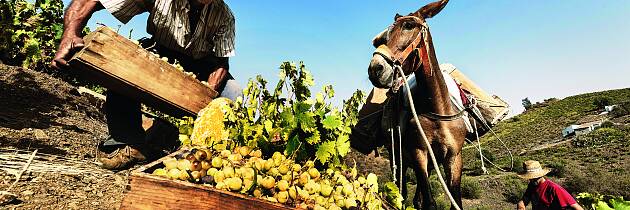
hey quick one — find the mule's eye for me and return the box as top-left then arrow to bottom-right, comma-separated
403,21 -> 415,30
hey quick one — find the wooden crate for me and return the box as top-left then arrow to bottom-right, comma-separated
69,27 -> 218,117
120,148 -> 294,210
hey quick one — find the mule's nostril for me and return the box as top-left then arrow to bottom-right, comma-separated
369,59 -> 384,76
374,63 -> 384,72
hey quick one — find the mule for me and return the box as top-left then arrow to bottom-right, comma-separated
366,0 -> 467,209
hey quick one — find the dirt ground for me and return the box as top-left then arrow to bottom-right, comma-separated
0,64 -> 128,209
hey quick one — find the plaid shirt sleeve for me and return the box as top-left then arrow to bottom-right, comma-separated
99,0 -> 150,24
212,4 -> 236,58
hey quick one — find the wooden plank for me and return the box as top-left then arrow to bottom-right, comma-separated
120,148 -> 294,210
69,27 -> 218,117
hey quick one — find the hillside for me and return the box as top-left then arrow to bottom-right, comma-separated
458,88 -> 630,209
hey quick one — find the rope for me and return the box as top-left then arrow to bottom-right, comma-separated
488,126 -> 515,171
467,105 -> 515,172
390,128 -> 397,183
464,138 -> 510,172
464,116 -> 514,172
397,125 -> 403,189
396,65 -> 461,210
473,120 -> 488,174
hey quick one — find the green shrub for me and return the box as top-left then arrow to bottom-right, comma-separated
600,121 -> 614,128
434,195 -> 451,210
429,176 -> 443,200
564,167 -> 630,199
461,177 -> 482,199
546,161 -> 566,178
0,0 -> 64,70
611,102 -> 630,118
465,160 -> 487,176
593,97 -> 612,110
512,157 -> 526,174
573,128 -> 626,148
509,116 -> 521,122
502,176 -> 527,203
477,148 -> 496,162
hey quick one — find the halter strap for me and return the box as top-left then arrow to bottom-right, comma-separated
374,16 -> 431,76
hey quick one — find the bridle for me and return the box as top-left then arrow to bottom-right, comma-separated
373,15 -> 464,121
373,16 -> 432,79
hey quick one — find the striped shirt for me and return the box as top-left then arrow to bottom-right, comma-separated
100,0 -> 235,59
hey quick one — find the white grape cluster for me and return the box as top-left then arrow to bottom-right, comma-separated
132,40 -> 214,87
153,146 -> 383,209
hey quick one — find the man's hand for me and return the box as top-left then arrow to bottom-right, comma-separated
207,67 -> 228,92
516,200 -> 526,210
50,0 -> 102,70
51,36 -> 85,69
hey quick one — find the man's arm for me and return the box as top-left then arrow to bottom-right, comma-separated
570,203 -> 584,210
51,0 -> 103,69
517,187 -> 532,210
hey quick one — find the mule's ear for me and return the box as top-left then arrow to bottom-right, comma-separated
372,28 -> 389,48
414,0 -> 449,19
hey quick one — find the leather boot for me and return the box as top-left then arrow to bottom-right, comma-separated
98,145 -> 148,170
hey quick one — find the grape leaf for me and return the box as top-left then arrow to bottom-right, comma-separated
264,119 -> 273,133
323,85 -> 335,98
384,182 -> 404,210
297,112 -> 316,132
280,109 -> 297,128
315,92 -> 324,104
293,101 -> 312,113
306,129 -> 321,145
336,134 -> 350,156
322,115 -> 342,130
315,141 -> 336,164
610,197 -> 630,210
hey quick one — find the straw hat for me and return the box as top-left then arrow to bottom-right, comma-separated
517,160 -> 551,180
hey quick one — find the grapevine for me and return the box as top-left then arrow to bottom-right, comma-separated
151,61 -> 423,209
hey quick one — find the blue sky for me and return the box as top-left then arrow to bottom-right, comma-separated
67,0 -> 630,115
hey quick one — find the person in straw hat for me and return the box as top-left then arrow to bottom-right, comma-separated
516,160 -> 584,210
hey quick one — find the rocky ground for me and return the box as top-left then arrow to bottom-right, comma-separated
0,64 -> 128,209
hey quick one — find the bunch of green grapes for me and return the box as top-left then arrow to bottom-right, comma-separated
153,146 -> 383,209
141,47 -> 198,80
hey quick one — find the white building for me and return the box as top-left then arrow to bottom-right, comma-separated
562,121 -> 603,137
562,125 -> 581,137
605,105 -> 617,112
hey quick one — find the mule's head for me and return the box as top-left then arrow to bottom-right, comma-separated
368,0 -> 449,88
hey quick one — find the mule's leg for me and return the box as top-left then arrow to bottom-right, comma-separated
444,150 -> 463,210
411,149 -> 433,210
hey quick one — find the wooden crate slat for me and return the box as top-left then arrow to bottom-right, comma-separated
69,27 -> 217,117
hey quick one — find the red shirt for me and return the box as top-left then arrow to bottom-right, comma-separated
524,179 -> 577,210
